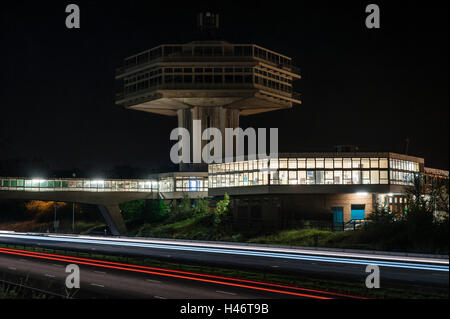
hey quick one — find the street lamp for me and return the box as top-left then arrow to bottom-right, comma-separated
72,172 -> 76,233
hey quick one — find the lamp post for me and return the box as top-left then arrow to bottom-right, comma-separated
72,203 -> 75,233
72,172 -> 76,233
53,202 -> 57,233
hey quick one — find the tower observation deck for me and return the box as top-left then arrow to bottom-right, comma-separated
115,13 -> 302,171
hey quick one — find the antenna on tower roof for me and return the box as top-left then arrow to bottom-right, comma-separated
196,12 -> 221,40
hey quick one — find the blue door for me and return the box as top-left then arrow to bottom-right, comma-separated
351,204 -> 366,220
332,207 -> 344,224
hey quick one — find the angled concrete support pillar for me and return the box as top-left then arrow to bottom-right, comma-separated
98,205 -> 127,236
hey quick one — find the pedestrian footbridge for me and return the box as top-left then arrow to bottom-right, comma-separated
0,173 -> 208,235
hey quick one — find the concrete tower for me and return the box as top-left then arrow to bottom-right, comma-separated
115,12 -> 301,171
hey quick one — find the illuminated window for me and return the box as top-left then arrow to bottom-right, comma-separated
343,171 -> 352,184
334,158 -> 343,169
334,171 -> 342,184
307,159 -> 315,169
379,158 -> 388,168
325,171 -> 334,184
343,158 -> 352,169
307,171 -> 315,184
362,171 -> 370,184
352,170 -> 361,184
289,171 -> 297,184
279,159 -> 288,169
298,171 -> 306,184
288,159 -> 297,169
270,159 -> 279,169
325,159 -> 333,169
370,158 -> 379,168
380,171 -> 388,184
352,158 -> 361,168
361,158 -> 370,169
297,158 -> 306,169
312,171 -> 323,184
279,171 -> 288,185
371,170 -> 380,184
259,159 -> 268,170
316,158 -> 324,169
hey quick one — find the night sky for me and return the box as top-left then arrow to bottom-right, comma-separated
0,1 -> 448,176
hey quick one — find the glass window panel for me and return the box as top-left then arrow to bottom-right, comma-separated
288,159 -> 297,169
270,171 -> 279,185
371,170 -> 380,184
316,158 -> 324,168
361,158 -> 370,169
298,171 -> 306,184
380,171 -> 389,184
325,171 -> 334,184
334,158 -> 342,169
259,159 -> 268,169
288,171 -> 297,184
379,158 -> 388,168
325,159 -> 333,169
307,171 -> 315,184
297,159 -> 306,169
307,159 -> 315,169
370,158 -> 379,168
362,171 -> 370,184
270,159 -> 278,169
352,158 -> 361,168
352,170 -> 361,184
334,171 -> 342,184
279,171 -> 288,184
316,171 -> 324,184
343,158 -> 352,169
343,171 -> 352,184
279,159 -> 288,169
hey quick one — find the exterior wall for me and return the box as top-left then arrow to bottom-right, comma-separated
325,193 -> 375,222
231,193 -> 376,229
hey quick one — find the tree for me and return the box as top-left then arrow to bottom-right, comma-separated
213,193 -> 230,226
25,201 -> 66,222
149,200 -> 169,222
193,199 -> 210,215
119,200 -> 146,221
168,196 -> 194,222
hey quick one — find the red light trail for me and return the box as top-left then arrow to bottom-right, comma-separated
0,247 -> 368,299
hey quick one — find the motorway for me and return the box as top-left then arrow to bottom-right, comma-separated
0,232 -> 448,290
0,248 -> 357,299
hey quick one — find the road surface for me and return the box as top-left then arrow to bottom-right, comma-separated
0,251 -> 354,299
0,232 -> 447,289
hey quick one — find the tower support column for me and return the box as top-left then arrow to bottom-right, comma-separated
178,106 -> 240,171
